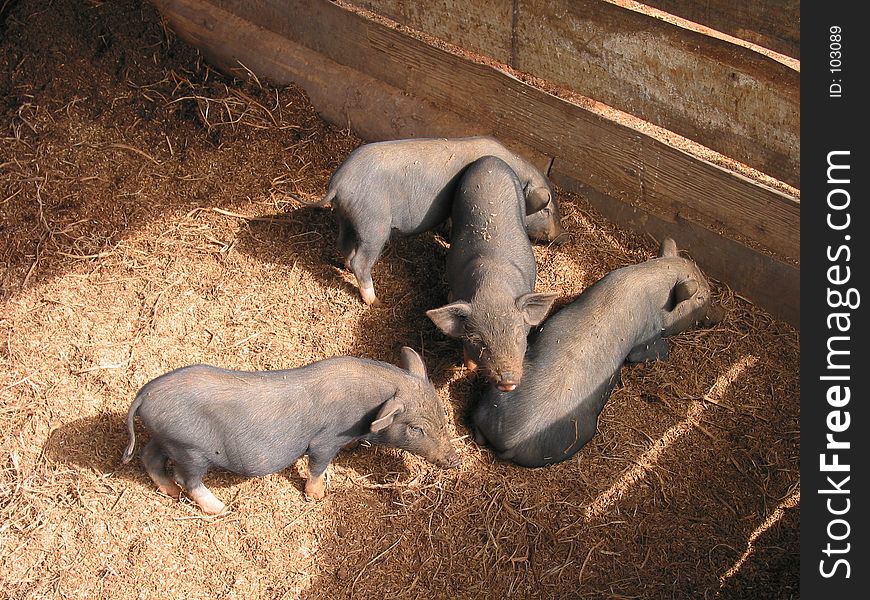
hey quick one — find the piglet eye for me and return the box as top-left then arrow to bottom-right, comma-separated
408,425 -> 424,437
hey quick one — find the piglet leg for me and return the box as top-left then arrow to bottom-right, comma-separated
141,439 -> 182,498
173,461 -> 225,514
305,445 -> 341,501
347,230 -> 388,307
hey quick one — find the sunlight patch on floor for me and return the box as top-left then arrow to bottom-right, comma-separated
584,354 -> 759,521
719,484 -> 800,586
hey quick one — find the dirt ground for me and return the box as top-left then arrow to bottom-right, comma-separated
0,1 -> 800,599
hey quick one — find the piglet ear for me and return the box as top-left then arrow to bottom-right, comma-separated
399,346 -> 428,381
524,186 -> 551,215
667,278 -> 699,311
517,292 -> 558,326
658,237 -> 679,257
426,301 -> 472,338
370,397 -> 405,433
674,278 -> 699,303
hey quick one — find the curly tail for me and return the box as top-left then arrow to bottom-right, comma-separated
121,392 -> 146,464
286,188 -> 336,208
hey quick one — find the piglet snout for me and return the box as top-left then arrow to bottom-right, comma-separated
442,452 -> 461,469
496,372 -> 519,392
435,446 -> 461,469
550,229 -> 570,246
703,303 -> 726,326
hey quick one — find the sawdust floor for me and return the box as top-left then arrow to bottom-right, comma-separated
0,1 -> 799,599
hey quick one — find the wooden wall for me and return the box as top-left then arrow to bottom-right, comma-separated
150,0 -> 800,327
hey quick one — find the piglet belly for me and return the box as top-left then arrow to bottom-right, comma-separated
217,436 -> 310,477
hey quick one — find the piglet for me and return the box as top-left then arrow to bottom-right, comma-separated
299,136 -> 559,306
427,155 -> 557,392
122,347 -> 459,514
471,238 -> 724,467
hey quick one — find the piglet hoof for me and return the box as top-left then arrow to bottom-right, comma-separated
328,257 -> 346,270
188,485 -> 226,515
304,475 -> 326,501
462,348 -> 478,372
156,481 -> 182,498
198,498 -> 226,515
359,286 -> 381,307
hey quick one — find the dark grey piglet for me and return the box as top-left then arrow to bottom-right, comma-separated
426,155 -> 558,392
301,136 -> 558,306
122,347 -> 459,514
471,238 -> 724,467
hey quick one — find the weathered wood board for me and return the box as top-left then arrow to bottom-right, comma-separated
512,0 -> 799,188
351,0 -> 514,64
342,0 -> 800,188
642,0 -> 800,59
150,0 -> 800,327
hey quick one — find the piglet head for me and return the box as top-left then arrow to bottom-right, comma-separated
657,238 -> 724,335
427,293 -> 557,391
369,347 -> 460,468
526,197 -> 568,245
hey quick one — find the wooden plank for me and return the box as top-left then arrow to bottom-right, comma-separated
374,9 -> 800,262
641,0 -> 800,60
551,164 -> 800,328
348,0 -> 514,64
149,0 -> 800,325
513,0 -> 799,188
